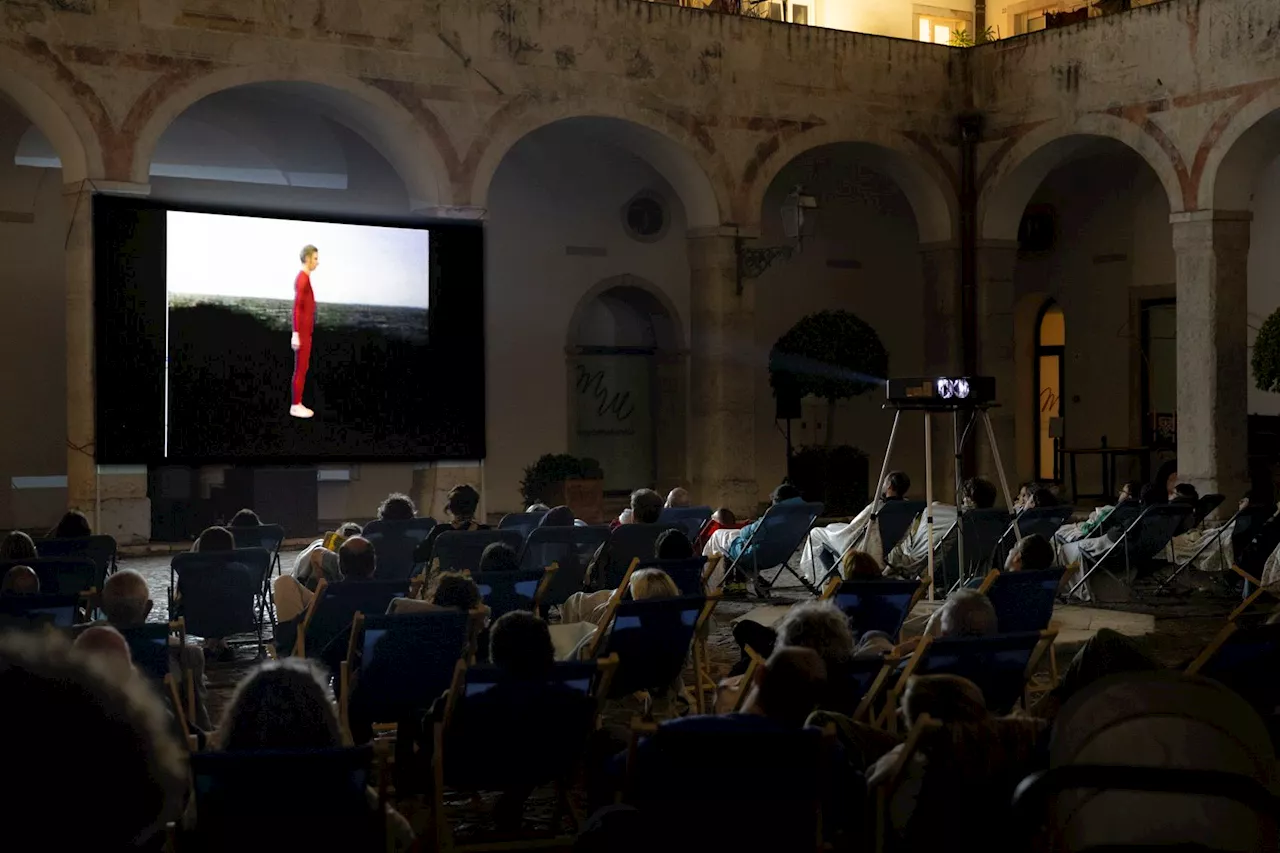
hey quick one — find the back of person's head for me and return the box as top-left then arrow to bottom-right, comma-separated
751,646 -> 828,727
102,569 -> 152,626
193,525 -> 234,553
937,589 -> 998,638
665,487 -> 690,508
0,633 -> 186,848
74,625 -> 134,679
527,503 -> 551,513
216,658 -> 341,751
377,492 -> 416,521
478,541 -> 520,573
1140,483 -> 1167,506
712,507 -> 737,526
630,489 -> 664,524
0,530 -> 37,561
539,505 -> 576,527
337,521 -> 363,539
844,550 -> 882,579
446,484 -> 481,520
776,601 -> 854,668
963,478 -> 997,510
429,572 -> 482,611
1030,488 -> 1059,508
1174,483 -> 1200,502
52,509 -> 92,539
1,565 -> 39,596
771,482 -> 803,504
903,674 -> 988,727
1006,534 -> 1055,573
886,471 -> 911,498
228,508 -> 261,527
1120,480 -> 1143,503
629,568 -> 679,601
338,536 -> 377,579
654,528 -> 694,561
489,611 -> 554,678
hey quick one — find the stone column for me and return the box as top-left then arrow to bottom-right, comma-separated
687,229 -> 757,515
1170,211 -> 1251,500
975,240 -> 1019,492
64,182 -> 96,520
654,350 -> 689,495
921,242 -> 963,496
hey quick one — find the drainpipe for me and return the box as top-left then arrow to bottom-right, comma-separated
959,111 -> 983,475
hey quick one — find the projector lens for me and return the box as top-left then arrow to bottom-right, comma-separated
937,378 -> 952,399
956,379 -> 970,399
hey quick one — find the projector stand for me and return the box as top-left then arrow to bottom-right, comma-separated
859,403 -> 1016,599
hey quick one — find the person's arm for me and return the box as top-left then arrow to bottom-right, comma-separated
291,274 -> 304,349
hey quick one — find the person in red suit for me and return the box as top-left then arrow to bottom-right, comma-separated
290,244 -> 319,418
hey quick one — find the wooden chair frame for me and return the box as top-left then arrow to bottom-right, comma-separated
821,577 -> 928,644
872,713 -> 941,853
730,644 -> 768,713
584,558 -> 642,659
1229,565 -> 1278,622
1185,619 -> 1240,676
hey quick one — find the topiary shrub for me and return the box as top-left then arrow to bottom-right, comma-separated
1254,308 -> 1280,394
520,454 -> 603,507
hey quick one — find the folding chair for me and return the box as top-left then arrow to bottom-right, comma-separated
519,525 -> 610,608
171,548 -> 270,655
362,517 -> 437,581
0,557 -> 97,599
590,593 -> 718,709
657,505 -> 713,544
943,508 -> 1012,590
871,712 -> 941,853
723,500 -> 823,595
851,500 -> 928,567
430,529 -> 524,575
977,567 -> 1066,690
591,524 -> 679,591
0,594 -> 79,629
823,577 -> 926,640
118,619 -> 194,722
498,511 -> 546,540
433,657 -> 619,850
1159,501 -> 1270,591
34,534 -> 118,589
1187,621 -> 1280,722
230,523 -> 287,576
1068,503 -> 1192,601
1227,513 -> 1280,621
287,578 -> 408,661
632,556 -> 707,596
184,746 -> 387,851
998,505 -> 1076,559
625,717 -> 833,853
473,567 -> 555,624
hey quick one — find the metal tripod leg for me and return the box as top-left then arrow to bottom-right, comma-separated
980,409 -> 1018,538
924,411 -> 936,600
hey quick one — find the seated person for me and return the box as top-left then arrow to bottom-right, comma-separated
0,530 -> 38,561
1187,487 -> 1279,577
102,569 -> 213,730
387,571 -> 482,615
915,587 -> 999,645
561,567 -> 679,627
588,489 -> 665,586
538,505 -> 577,528
49,509 -> 92,539
1170,482 -> 1201,535
74,624 -> 135,682
174,526 -> 253,662
885,477 -> 997,579
664,487 -> 691,509
292,521 -> 362,588
526,503 -> 551,513
416,484 -> 488,564
694,507 -> 738,552
477,541 -> 520,573
1003,533 -> 1055,573
377,492 -> 417,522
843,549 -> 884,581
228,508 -> 261,528
704,482 -> 805,594
1060,484 -> 1166,598
798,471 -> 911,581
0,565 -> 39,596
654,528 -> 694,561
273,536 -> 379,626
1056,481 -> 1142,544
1027,487 -> 1059,509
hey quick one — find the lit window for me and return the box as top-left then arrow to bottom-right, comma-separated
792,3 -> 808,24
919,17 -> 931,40
934,24 -> 951,43
916,10 -> 970,45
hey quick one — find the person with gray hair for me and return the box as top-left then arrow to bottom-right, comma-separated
774,601 -> 865,713
925,588 -> 999,639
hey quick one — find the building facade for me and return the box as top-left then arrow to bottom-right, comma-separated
0,0 -> 1276,538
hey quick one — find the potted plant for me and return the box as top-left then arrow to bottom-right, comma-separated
1253,308 -> 1280,395
520,454 -> 606,523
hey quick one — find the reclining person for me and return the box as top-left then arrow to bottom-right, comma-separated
703,482 -> 805,595
884,477 -> 997,580
798,471 -> 912,581
1056,481 -> 1141,544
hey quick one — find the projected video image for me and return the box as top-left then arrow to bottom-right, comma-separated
165,211 -> 434,459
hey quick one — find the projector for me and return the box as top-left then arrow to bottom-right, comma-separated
885,376 -> 996,408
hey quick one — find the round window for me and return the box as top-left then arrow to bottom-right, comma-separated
622,193 -> 668,242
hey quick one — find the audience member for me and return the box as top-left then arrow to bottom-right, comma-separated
842,549 -> 883,580
0,564 -> 39,596
74,624 -> 134,681
1061,486 -> 1167,594
0,530 -> 37,561
274,536 -> 379,626
886,477 -> 997,578
181,525 -> 253,661
704,482 -> 804,594
1154,460 -> 1179,500
1013,482 -> 1037,512
539,505 -> 577,528
50,509 -> 92,539
1029,487 -> 1059,508
694,506 -> 738,551
429,571 -> 483,611
561,567 -> 679,625
192,525 -> 235,553
418,484 -> 487,562
665,487 -> 691,509
478,541 -> 520,573
1058,481 -> 1142,543
0,633 -> 186,850
378,492 -> 417,521
926,588 -> 999,639
291,521 -> 361,588
1004,533 -> 1055,573
589,489 -> 666,584
801,471 -> 912,581
228,508 -> 261,527
526,503 -> 551,513
654,528 -> 694,561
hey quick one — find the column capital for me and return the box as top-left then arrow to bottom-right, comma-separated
63,180 -> 151,197
1170,209 -> 1252,254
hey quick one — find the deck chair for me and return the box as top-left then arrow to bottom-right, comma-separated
977,568 -> 1065,633
433,657 -> 619,850
0,593 -> 79,629
658,505 -> 713,544
884,630 -> 1056,724
519,525 -> 610,607
184,746 -> 386,851
229,523 -> 287,576
852,500 -> 928,566
1068,504 -> 1192,601
870,712 -> 942,853
625,718 -> 833,853
591,593 -> 717,703
1187,621 -> 1280,723
362,517 -> 437,581
498,511 -> 546,539
430,529 -> 524,574
1227,513 -> 1280,621
943,508 -> 1013,589
724,500 -> 823,594
171,548 -> 270,654
1160,501 -> 1271,590
0,557 -> 98,599
823,577 -> 926,640
591,523 -> 679,591
473,567 -> 555,623
998,505 -> 1076,558
633,556 -> 707,596
34,534 -> 117,590
119,619 -> 194,722
286,578 -> 408,662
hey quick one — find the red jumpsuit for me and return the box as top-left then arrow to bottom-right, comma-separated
291,270 -> 315,406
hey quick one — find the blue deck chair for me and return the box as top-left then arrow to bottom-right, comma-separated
498,511 -> 547,540
634,556 -> 708,596
865,500 -> 929,564
897,630 -> 1055,716
35,534 -> 117,589
625,720 -> 832,853
942,508 -> 1013,588
519,525 -> 610,607
976,568 -> 1065,633
473,567 -> 552,623
187,746 -> 384,850
285,578 -> 408,663
430,528 -> 524,574
826,578 -> 924,640
725,501 -> 823,594
658,506 -> 713,544
0,557 -> 98,598
1189,621 -> 1280,721
1225,512 -> 1280,619
999,505 -> 1076,558
116,621 -> 179,683
1070,504 -> 1192,600
362,517 -> 437,581
0,594 -> 79,629
591,524 -> 679,591
1161,501 -> 1271,589
171,548 -> 270,653
230,523 -> 287,576
593,594 -> 712,698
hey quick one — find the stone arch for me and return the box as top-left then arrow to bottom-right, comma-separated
129,67 -> 452,210
0,45 -> 102,183
980,113 -> 1184,241
467,102 -> 729,230
565,273 -> 687,354
1199,87 -> 1280,212
740,124 -> 957,243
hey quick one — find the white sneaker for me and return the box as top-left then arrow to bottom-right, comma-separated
289,404 -> 314,419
